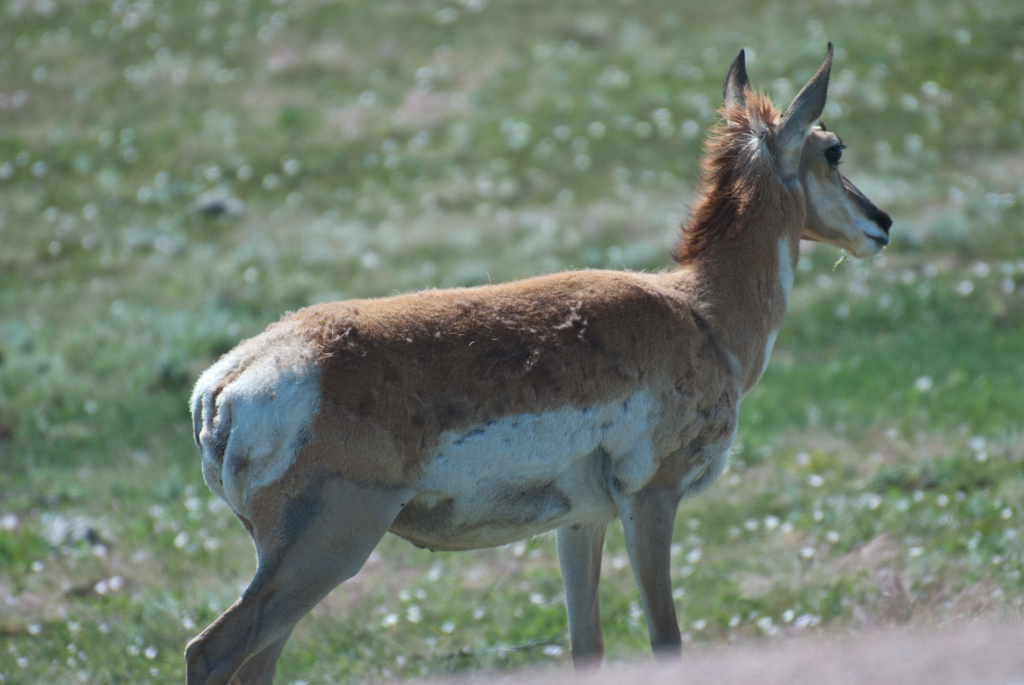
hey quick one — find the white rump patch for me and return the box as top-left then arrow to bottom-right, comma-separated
191,325 -> 321,514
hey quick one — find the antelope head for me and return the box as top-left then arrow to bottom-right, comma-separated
724,44 -> 892,258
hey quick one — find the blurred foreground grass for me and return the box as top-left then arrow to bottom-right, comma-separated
1,0 -> 1023,682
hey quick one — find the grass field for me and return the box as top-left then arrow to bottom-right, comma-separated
1,0 -> 1023,682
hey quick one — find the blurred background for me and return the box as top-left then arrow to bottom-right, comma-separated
1,0 -> 1023,682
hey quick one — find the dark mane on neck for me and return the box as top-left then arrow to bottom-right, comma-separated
673,91 -> 781,265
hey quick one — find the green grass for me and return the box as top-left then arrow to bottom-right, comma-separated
2,0 -> 1024,682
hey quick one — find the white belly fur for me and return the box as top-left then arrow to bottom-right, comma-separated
420,387 -> 660,496
402,389 -> 665,545
397,386 -> 737,549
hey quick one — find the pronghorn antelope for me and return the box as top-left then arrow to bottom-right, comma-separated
187,44 -> 892,684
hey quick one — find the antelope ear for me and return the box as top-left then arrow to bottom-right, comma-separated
777,43 -> 833,154
723,49 -> 749,113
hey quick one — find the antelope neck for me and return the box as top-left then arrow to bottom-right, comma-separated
670,224 -> 799,395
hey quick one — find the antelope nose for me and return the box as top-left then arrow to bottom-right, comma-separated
874,207 -> 893,234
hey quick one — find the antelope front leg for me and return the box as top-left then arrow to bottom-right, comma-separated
612,485 -> 682,659
186,479 -> 415,685
556,521 -> 608,670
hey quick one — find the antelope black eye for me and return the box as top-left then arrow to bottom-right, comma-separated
825,145 -> 845,165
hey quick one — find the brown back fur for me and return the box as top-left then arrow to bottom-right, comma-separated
283,270 -> 734,489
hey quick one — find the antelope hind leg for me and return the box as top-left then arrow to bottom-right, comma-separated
228,629 -> 292,685
612,485 -> 682,659
556,521 -> 609,670
186,479 -> 415,685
